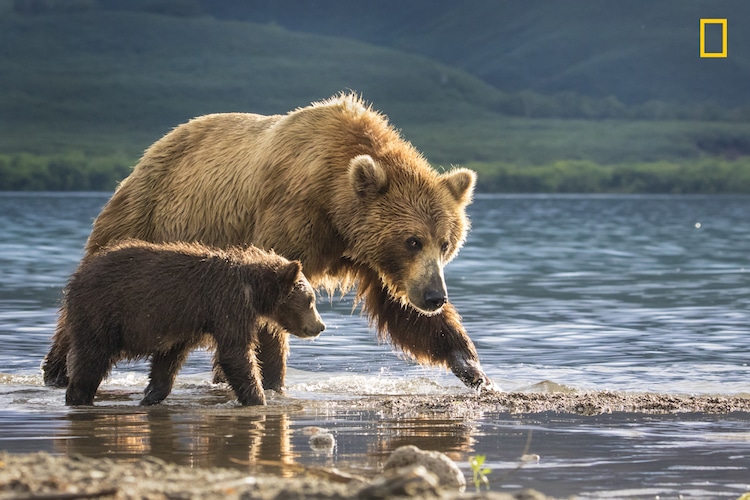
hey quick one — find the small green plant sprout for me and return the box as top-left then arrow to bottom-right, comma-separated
469,454 -> 491,492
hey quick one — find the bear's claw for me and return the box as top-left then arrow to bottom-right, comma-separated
449,355 -> 498,393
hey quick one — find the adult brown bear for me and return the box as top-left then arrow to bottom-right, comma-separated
62,240 -> 324,406
43,93 -> 494,392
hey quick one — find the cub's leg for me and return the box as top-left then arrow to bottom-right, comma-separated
215,336 -> 265,406
212,323 -> 288,392
142,344 -> 190,406
65,348 -> 113,406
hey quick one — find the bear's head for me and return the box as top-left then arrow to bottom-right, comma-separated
273,261 -> 326,338
346,154 -> 476,315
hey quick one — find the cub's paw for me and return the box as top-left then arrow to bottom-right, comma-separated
140,382 -> 169,406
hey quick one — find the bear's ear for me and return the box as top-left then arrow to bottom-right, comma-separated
442,168 -> 476,205
278,261 -> 302,291
349,155 -> 388,198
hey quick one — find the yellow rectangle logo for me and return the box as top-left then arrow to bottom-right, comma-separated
700,18 -> 727,58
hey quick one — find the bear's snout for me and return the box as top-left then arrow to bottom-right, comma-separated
291,305 -> 326,339
423,288 -> 447,311
407,268 -> 448,315
302,317 -> 326,338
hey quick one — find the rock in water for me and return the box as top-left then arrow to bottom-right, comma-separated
381,445 -> 465,492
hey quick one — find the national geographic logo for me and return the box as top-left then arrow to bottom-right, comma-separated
700,19 -> 727,58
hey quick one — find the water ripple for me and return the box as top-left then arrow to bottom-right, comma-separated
1,193 -> 749,395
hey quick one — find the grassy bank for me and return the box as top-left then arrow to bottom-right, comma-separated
469,158 -> 750,194
4,151 -> 749,194
0,152 -> 133,191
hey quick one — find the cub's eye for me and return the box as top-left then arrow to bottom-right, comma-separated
405,237 -> 422,251
441,242 -> 450,254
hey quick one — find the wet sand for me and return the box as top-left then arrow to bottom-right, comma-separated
359,388 -> 750,416
2,390 -> 749,499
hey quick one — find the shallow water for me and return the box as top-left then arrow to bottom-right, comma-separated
1,192 -> 749,497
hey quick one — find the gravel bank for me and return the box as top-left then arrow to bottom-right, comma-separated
0,451 -> 547,499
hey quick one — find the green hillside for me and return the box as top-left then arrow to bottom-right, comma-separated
1,4 -> 749,193
373,0 -> 750,108
207,0 -> 750,109
0,10 -> 504,149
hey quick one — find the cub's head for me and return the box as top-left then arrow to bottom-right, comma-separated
346,154 -> 476,315
273,261 -> 326,338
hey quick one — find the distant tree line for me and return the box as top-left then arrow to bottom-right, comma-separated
471,159 -> 750,194
0,153 -> 131,191
3,152 -> 749,193
485,91 -> 750,123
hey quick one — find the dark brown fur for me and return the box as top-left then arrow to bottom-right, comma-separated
59,240 -> 324,406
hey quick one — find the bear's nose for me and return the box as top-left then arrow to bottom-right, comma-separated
424,289 -> 447,310
305,320 -> 325,337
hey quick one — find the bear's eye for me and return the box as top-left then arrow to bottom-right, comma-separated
441,242 -> 450,254
405,237 -> 422,251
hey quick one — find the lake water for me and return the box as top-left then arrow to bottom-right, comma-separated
1,192 -> 749,498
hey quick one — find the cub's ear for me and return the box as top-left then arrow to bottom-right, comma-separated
442,168 -> 476,205
349,155 -> 388,198
278,260 -> 302,291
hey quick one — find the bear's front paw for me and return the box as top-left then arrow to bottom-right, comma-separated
449,355 -> 498,393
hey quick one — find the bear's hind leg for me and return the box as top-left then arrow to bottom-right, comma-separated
43,309 -> 71,387
142,344 -> 190,406
65,349 -> 112,406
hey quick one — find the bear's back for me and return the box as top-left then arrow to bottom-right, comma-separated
85,94 -> 437,281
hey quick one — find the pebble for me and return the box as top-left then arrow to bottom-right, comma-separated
309,432 -> 336,453
302,426 -> 336,453
381,444 -> 466,492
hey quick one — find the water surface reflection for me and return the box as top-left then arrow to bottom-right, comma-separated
2,193 -> 750,497
3,401 -> 747,498
60,408 -> 295,473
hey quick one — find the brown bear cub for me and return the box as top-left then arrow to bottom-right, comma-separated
58,240 -> 325,406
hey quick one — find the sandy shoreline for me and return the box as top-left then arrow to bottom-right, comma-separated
2,390 -> 749,499
356,388 -> 750,416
